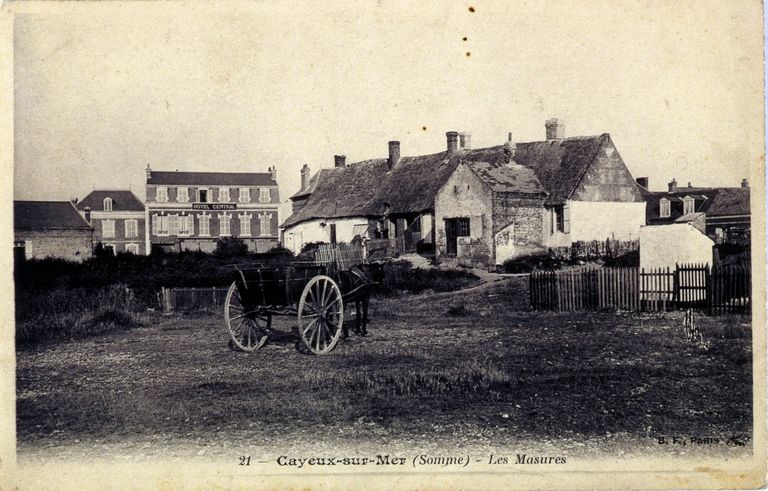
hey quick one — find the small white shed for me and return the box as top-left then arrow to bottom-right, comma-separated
639,223 -> 714,270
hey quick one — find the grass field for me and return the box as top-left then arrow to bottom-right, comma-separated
16,278 -> 752,460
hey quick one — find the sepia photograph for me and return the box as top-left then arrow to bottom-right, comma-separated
1,1 -> 765,489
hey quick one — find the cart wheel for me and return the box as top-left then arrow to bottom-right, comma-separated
298,275 -> 345,355
225,281 -> 269,352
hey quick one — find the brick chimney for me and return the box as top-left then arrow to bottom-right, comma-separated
84,206 -> 91,224
334,155 -> 346,168
635,177 -> 649,188
741,178 -> 749,189
459,132 -> 472,150
545,118 -> 565,140
270,165 -> 277,180
388,141 -> 400,170
300,164 -> 310,191
146,163 -> 152,180
668,178 -> 678,193
446,131 -> 459,153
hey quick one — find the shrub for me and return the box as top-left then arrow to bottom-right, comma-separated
379,261 -> 480,294
214,237 -> 248,257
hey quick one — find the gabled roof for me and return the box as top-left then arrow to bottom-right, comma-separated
77,190 -> 145,212
147,171 -> 276,186
281,134 -> 607,228
466,135 -> 606,204
465,160 -> 547,194
14,201 -> 93,230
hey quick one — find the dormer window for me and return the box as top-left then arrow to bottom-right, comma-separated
177,187 -> 189,203
156,186 -> 168,203
659,198 -> 670,218
218,187 -> 231,203
683,196 -> 695,215
239,188 -> 251,203
103,197 -> 113,211
259,188 -> 271,203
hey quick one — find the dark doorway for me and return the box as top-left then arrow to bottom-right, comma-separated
445,217 -> 470,255
329,224 -> 337,244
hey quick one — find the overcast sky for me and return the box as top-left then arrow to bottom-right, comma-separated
13,1 -> 763,217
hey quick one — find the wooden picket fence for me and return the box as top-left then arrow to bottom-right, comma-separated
160,286 -> 229,312
314,243 -> 365,270
530,263 -> 750,315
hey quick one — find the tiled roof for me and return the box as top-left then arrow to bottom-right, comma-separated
77,190 -> 145,212
147,171 -> 276,186
14,201 -> 93,230
282,135 -> 607,228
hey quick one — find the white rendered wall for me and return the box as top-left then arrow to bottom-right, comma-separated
639,224 -> 714,270
568,201 -> 646,242
282,217 -> 369,254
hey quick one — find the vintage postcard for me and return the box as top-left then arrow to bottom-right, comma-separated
1,1 -> 765,489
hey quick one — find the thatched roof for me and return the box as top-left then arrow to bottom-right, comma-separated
282,134 -> 608,228
15,201 -> 93,230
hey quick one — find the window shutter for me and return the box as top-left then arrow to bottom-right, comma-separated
563,204 -> 571,234
152,215 -> 159,234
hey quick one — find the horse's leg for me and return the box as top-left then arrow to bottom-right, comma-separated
361,296 -> 369,336
353,300 -> 361,335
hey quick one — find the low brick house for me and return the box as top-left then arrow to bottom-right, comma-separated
282,119 -> 646,266
76,190 -> 146,255
14,201 -> 94,262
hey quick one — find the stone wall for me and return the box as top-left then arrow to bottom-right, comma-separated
15,229 -> 93,262
492,193 -> 547,261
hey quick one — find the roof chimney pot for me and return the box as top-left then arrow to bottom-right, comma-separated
545,118 -> 565,140
741,178 -> 749,189
300,164 -> 311,192
459,132 -> 472,150
446,131 -> 459,154
334,155 -> 346,168
668,178 -> 678,193
388,141 -> 400,170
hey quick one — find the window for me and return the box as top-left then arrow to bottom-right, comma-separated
239,213 -> 252,236
125,243 -> 140,255
259,188 -> 271,203
218,187 -> 230,202
456,218 -> 470,236
102,219 -> 115,238
239,188 -> 251,203
198,188 -> 209,203
660,198 -> 671,218
103,197 -> 113,211
198,213 -> 211,236
258,212 -> 272,236
156,187 -> 168,203
168,214 -> 179,236
219,213 -> 232,236
683,197 -> 695,215
152,214 -> 169,236
124,219 -> 138,238
552,205 -> 570,233
177,187 -> 189,203
178,215 -> 194,236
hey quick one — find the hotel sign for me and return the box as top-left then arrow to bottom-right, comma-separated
192,203 -> 237,210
